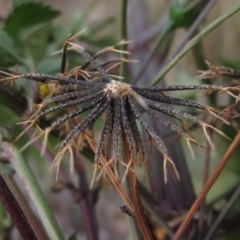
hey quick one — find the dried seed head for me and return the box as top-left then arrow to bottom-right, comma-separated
1,36 -> 236,186
104,80 -> 148,110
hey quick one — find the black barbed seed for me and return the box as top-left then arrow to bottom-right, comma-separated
120,96 -> 137,161
59,97 -> 111,151
132,84 -> 223,92
128,96 -> 179,182
47,83 -> 106,103
49,95 -> 106,130
134,89 -> 207,110
112,100 -> 121,164
94,105 -> 113,164
126,99 -> 147,163
37,91 -> 104,119
147,109 -> 188,138
102,103 -> 114,161
68,42 -> 113,82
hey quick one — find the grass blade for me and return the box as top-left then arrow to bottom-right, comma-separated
9,144 -> 65,240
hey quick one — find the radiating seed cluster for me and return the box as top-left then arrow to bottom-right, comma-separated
0,37 -> 237,183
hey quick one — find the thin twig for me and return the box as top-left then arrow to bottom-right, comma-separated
170,0 -> 217,58
198,130 -> 213,233
173,131 -> 240,240
123,131 -> 154,240
204,185 -> 240,240
0,173 -> 38,240
119,0 -> 128,80
73,149 -> 99,240
3,174 -> 49,240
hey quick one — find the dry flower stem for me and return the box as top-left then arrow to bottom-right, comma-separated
173,131 -> 240,240
123,131 -> 154,240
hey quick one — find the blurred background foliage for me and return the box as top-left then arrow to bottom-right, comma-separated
0,0 -> 240,239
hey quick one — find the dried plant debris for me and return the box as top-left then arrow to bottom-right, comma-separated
0,36 -> 238,184
197,61 -> 240,81
198,61 -> 240,100
198,61 -> 240,129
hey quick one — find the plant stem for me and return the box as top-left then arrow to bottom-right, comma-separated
198,128 -> 213,236
170,0 -> 217,60
150,2 -> 240,86
119,0 -> 128,80
3,174 -> 49,240
73,149 -> 99,240
173,131 -> 240,240
204,185 -> 240,240
123,131 -> 154,240
0,173 -> 38,240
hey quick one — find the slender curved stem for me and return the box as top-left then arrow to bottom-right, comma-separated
119,0 -> 128,80
204,185 -> 240,240
73,149 -> 99,240
0,173 -> 38,240
173,131 -> 240,240
150,2 -> 240,86
170,0 -> 217,59
123,131 -> 154,240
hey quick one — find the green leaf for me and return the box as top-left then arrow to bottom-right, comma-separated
3,3 -> 60,65
4,2 -> 60,38
37,57 -> 61,74
20,23 -> 52,63
0,30 -> 24,66
169,0 -> 209,27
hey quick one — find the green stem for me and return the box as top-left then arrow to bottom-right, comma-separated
150,2 -> 240,86
10,145 -> 65,240
119,0 -> 128,81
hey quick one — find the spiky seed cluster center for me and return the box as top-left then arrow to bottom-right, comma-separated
104,80 -> 130,98
104,80 -> 149,110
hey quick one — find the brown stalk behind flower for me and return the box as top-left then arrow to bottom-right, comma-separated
122,129 -> 154,240
84,130 -> 134,212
